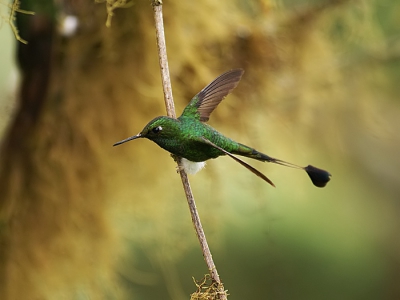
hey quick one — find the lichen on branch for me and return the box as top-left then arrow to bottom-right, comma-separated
1,0 -> 34,44
95,0 -> 133,27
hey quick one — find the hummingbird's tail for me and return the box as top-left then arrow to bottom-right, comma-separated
234,146 -> 331,188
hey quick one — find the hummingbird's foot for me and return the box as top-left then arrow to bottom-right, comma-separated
170,155 -> 206,175
170,154 -> 179,163
176,164 -> 184,174
170,154 -> 183,173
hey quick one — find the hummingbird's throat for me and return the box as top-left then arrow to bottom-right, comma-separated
181,158 -> 206,175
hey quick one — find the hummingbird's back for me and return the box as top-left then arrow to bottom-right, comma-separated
173,117 -> 240,162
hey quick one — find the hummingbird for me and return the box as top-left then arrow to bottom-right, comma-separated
113,69 -> 331,188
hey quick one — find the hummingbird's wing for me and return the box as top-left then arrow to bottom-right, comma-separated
181,69 -> 244,122
200,137 -> 275,187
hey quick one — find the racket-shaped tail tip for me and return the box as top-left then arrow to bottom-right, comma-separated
305,165 -> 331,188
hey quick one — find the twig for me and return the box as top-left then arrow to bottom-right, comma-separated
152,1 -> 176,118
5,0 -> 35,44
151,1 -> 227,299
95,0 -> 134,28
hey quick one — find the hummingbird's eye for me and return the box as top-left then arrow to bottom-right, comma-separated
152,126 -> 162,134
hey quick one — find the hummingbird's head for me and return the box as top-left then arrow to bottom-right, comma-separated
139,116 -> 178,142
113,116 -> 178,146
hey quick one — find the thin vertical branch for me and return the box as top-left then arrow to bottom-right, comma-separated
152,1 -> 176,118
151,1 -> 227,299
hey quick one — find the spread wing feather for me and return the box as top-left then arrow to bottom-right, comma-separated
180,69 -> 244,122
197,69 -> 244,122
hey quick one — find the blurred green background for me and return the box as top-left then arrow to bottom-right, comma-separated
0,0 -> 399,299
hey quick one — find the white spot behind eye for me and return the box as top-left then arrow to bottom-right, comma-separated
152,126 -> 162,134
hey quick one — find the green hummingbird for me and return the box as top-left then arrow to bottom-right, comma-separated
114,69 -> 331,188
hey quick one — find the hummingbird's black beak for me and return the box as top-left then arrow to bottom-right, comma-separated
113,133 -> 142,146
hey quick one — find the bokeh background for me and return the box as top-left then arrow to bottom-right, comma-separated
0,0 -> 399,299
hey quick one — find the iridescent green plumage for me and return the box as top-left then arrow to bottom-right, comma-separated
114,69 -> 331,188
